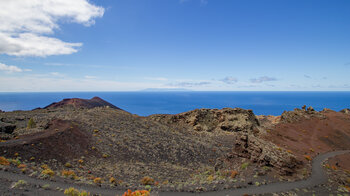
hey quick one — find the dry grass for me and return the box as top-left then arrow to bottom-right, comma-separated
140,176 -> 154,185
0,156 -> 10,166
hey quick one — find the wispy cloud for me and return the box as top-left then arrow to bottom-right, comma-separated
304,75 -> 311,79
0,63 -> 31,73
168,81 -> 211,87
0,0 -> 104,57
45,63 -> 77,66
144,77 -> 168,81
219,76 -> 238,84
84,75 -> 97,79
250,76 -> 277,83
50,72 -> 65,77
0,75 -> 165,92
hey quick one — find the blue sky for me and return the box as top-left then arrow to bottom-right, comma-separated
0,0 -> 349,91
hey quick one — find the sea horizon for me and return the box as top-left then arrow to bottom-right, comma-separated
1,91 -> 349,116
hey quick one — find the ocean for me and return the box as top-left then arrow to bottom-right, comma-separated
0,91 -> 349,116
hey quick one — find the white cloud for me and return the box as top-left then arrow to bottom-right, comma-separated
0,63 -> 31,73
250,76 -> 277,83
220,76 -> 238,84
168,81 -> 211,87
0,0 -> 104,57
85,75 -> 97,79
0,75 -> 165,92
50,72 -> 65,77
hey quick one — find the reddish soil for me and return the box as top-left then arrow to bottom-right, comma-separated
328,153 -> 350,171
44,97 -> 121,110
264,111 -> 350,164
0,119 -> 95,163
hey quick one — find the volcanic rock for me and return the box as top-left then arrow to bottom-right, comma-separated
340,108 -> 350,114
0,122 -> 16,134
231,133 -> 300,175
150,108 -> 260,133
281,106 -> 325,123
44,97 -> 121,110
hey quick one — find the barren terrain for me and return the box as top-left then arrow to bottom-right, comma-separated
0,97 -> 349,195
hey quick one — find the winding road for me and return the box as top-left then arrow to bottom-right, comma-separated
0,150 -> 349,196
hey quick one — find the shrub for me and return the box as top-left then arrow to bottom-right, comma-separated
206,175 -> 214,182
230,170 -> 238,178
64,187 -> 90,196
78,159 -> 84,164
0,156 -> 10,166
11,180 -> 28,189
9,158 -> 21,166
42,184 -> 50,190
41,164 -> 49,170
42,168 -> 55,176
17,164 -> 27,169
27,118 -> 36,129
65,163 -> 72,168
122,189 -> 150,196
109,177 -> 116,184
303,155 -> 311,161
93,177 -> 102,184
140,177 -> 154,185
241,162 -> 249,170
62,170 -> 77,179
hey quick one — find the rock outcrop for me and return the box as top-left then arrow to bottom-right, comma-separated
281,106 -> 325,123
340,108 -> 350,114
150,108 -> 260,133
151,107 -> 300,175
231,133 -> 300,175
0,122 -> 16,134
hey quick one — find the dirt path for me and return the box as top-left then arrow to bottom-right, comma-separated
0,150 -> 349,196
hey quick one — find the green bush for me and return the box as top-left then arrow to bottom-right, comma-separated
27,118 -> 36,129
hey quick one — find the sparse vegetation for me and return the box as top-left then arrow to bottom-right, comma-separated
122,189 -> 150,196
65,163 -> 72,168
230,170 -> 238,178
27,118 -> 36,129
62,170 -> 77,179
0,156 -> 10,166
64,187 -> 90,196
140,176 -> 155,185
11,180 -> 28,189
109,177 -> 116,184
303,155 -> 312,161
41,168 -> 55,176
93,177 -> 102,184
241,162 -> 249,170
